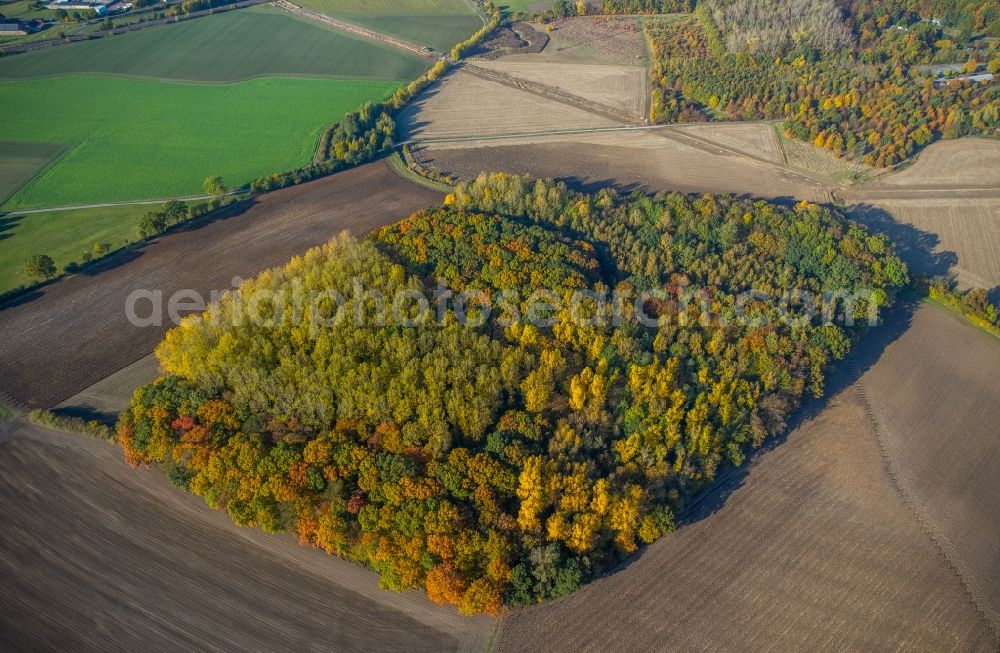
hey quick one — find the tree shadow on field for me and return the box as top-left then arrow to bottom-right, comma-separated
53,404 -> 118,427
553,176 -> 643,196
604,293 -> 922,579
394,80 -> 444,143
0,213 -> 22,242
848,203 -> 958,280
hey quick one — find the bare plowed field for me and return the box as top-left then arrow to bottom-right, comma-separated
0,161 -> 442,408
497,367 -> 995,650
472,60 -> 646,119
859,304 -> 1000,626
417,132 -> 832,201
398,70 -> 618,140
850,199 -> 1000,291
869,138 -> 1000,189
56,353 -> 161,422
0,423 -> 492,651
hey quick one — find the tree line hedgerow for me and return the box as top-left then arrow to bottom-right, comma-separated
118,174 -> 907,614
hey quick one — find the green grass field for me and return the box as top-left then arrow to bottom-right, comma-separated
0,141 -> 66,205
0,204 -> 166,292
0,75 -> 400,208
0,0 -> 59,21
343,13 -> 483,51
494,0 -> 546,13
295,0 -> 473,12
0,7 -> 426,209
295,0 -> 482,50
0,7 -> 429,82
0,5 -> 434,291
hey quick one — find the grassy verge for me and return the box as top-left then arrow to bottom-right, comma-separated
26,408 -> 115,441
922,288 -> 1000,344
773,124 -> 881,185
0,401 -> 13,424
388,150 -> 454,192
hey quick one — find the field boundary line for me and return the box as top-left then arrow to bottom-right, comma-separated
406,123 -> 672,146
854,367 -> 1000,643
5,193 -> 236,215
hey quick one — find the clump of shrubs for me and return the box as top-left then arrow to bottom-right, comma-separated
27,408 -> 114,441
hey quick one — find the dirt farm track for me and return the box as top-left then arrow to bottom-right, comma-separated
0,161 -> 442,409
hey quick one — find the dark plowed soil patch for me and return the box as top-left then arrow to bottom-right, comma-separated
0,423 -> 491,651
860,304 -> 1000,628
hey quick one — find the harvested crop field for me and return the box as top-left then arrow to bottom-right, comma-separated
415,131 -> 832,201
399,70 -> 620,140
859,303 -> 1000,626
680,122 -> 784,165
471,60 -> 646,119
849,198 -> 1000,291
496,323 -> 997,650
868,138 -> 1000,189
56,354 -> 161,423
0,161 -> 442,408
0,422 -> 493,651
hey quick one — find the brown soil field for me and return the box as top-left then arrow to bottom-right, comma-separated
496,313 -> 997,650
0,422 -> 493,651
416,132 -> 833,201
850,198 -> 1000,292
859,303 -> 1000,628
472,60 -> 646,119
398,70 -> 620,140
0,160 -> 442,408
868,138 -> 1000,189
56,353 -> 161,423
